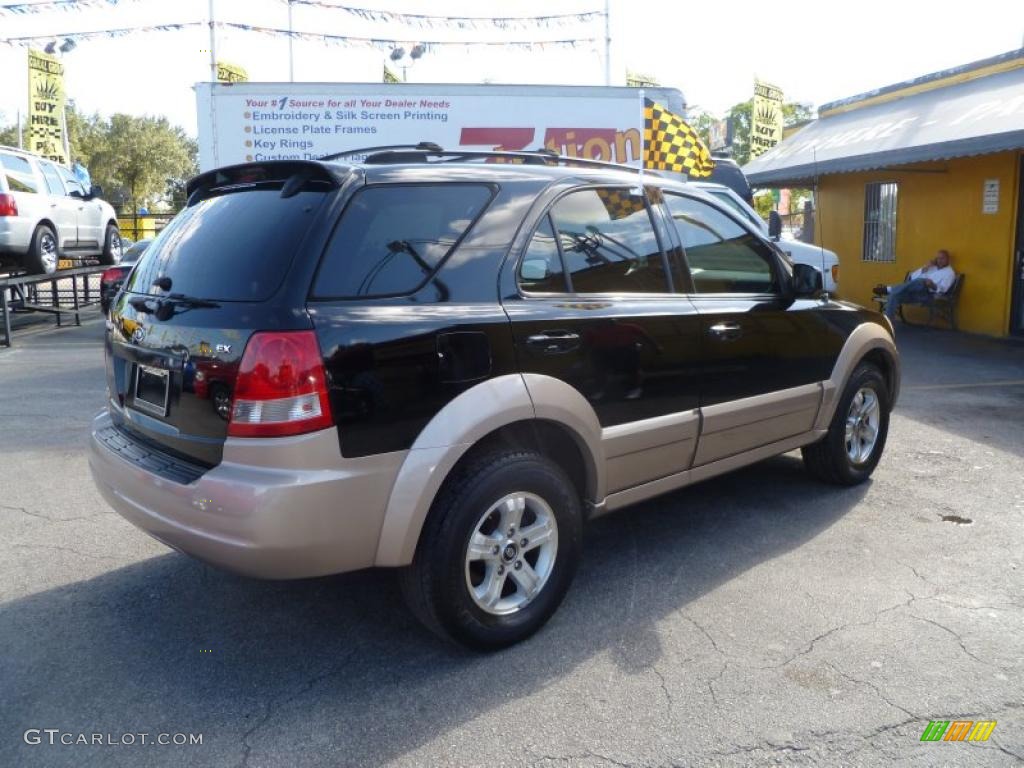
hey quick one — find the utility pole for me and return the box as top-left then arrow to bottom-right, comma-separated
287,0 -> 294,82
208,0 -> 218,82
604,0 -> 611,86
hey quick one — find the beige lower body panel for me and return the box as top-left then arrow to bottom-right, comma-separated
602,428 -> 826,513
694,383 -> 823,466
602,409 -> 699,493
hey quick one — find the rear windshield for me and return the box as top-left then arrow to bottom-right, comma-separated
125,188 -> 326,302
311,184 -> 493,298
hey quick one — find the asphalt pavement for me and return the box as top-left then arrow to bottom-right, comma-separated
1,311 -> 1021,767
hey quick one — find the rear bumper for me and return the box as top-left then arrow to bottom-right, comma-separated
0,218 -> 33,255
89,411 -> 405,579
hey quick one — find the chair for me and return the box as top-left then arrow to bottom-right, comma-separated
872,272 -> 964,330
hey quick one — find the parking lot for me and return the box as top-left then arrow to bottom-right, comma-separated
1,310 -> 1021,767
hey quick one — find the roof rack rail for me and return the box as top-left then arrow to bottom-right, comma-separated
318,142 -> 443,161
360,145 -> 651,175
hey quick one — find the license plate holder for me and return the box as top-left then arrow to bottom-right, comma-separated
134,364 -> 170,417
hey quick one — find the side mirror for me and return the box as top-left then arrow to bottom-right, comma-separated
89,184 -> 103,200
791,263 -> 821,297
768,210 -> 782,241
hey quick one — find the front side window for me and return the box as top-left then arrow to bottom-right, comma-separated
665,193 -> 778,294
862,181 -> 898,262
313,184 -> 493,298
0,153 -> 39,194
548,187 -> 669,294
39,162 -> 66,196
58,166 -> 85,196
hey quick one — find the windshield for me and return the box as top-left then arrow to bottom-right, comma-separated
705,189 -> 768,233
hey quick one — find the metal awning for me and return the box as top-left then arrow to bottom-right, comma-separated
743,65 -> 1024,186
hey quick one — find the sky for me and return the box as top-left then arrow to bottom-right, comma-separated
1,0 -> 1022,136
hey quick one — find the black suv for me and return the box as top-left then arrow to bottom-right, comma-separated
90,148 -> 899,649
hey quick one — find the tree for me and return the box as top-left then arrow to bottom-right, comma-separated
0,112 -> 25,148
87,114 -> 196,209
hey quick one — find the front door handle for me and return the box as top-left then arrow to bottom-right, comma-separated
526,330 -> 580,354
708,321 -> 742,340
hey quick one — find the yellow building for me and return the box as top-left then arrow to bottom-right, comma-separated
745,49 -> 1024,337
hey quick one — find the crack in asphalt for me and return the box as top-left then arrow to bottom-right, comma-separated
9,542 -> 121,563
904,612 -> 1003,669
766,594 -> 916,671
237,650 -> 359,768
0,504 -> 103,524
822,660 -> 918,719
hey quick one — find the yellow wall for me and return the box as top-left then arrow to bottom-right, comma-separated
815,151 -> 1020,336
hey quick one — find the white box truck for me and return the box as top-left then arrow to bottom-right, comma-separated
195,82 -> 686,172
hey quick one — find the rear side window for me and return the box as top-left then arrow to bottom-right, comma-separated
0,153 -> 39,193
125,189 -> 327,302
518,216 -> 566,293
312,184 -> 493,298
548,187 -> 669,294
39,162 -> 66,195
665,193 -> 778,294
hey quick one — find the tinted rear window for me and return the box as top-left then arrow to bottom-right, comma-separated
312,184 -> 493,298
125,189 -> 326,302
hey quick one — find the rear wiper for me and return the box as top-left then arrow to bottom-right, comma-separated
161,293 -> 220,309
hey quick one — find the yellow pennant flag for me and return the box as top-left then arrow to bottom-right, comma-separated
643,99 -> 715,178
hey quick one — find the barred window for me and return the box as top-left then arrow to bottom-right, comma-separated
862,182 -> 898,262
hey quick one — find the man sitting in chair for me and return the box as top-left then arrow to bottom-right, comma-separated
873,249 -> 956,320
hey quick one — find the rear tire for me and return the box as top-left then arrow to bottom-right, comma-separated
400,449 -> 583,650
802,362 -> 890,485
100,224 -> 122,265
26,224 -> 59,276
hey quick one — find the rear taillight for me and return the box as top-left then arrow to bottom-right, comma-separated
227,330 -> 333,438
101,266 -> 128,284
0,194 -> 17,217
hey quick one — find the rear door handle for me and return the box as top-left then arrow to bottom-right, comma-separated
708,321 -> 742,340
526,330 -> 580,354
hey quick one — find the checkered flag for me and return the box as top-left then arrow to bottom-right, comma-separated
595,188 -> 645,220
644,99 -> 715,178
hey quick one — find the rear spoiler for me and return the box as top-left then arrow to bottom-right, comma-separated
185,160 -> 349,205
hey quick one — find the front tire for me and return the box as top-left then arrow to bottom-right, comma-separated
802,362 -> 890,485
400,449 -> 583,650
26,224 -> 59,275
100,224 -> 122,265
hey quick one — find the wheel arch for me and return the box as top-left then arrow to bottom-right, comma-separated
373,373 -> 603,567
814,322 -> 900,430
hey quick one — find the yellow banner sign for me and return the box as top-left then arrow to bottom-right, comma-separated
216,60 -> 249,83
27,48 -> 67,164
750,79 -> 783,158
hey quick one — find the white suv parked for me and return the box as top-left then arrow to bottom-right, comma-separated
0,146 -> 122,275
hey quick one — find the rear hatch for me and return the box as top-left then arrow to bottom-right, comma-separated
105,162 -> 343,468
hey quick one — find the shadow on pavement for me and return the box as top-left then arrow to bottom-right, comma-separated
1,454 -> 867,767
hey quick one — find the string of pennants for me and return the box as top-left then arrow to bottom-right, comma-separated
285,1 -> 603,30
0,21 -> 599,52
0,0 -> 603,31
0,0 -> 129,15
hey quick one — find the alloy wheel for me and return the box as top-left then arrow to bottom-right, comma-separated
464,492 -> 559,616
845,387 -> 880,464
